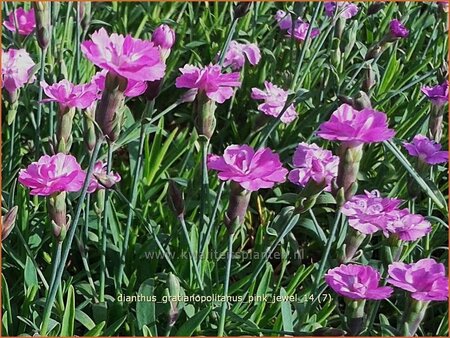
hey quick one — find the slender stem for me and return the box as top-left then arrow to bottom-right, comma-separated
117,100 -> 154,287
313,211 -> 342,291
179,216 -> 204,291
99,142 -> 113,302
198,140 -> 210,246
75,234 -> 98,301
35,47 -> 47,160
217,232 -> 234,337
199,181 -> 225,259
47,241 -> 63,299
218,18 -> 238,66
8,117 -> 16,173
40,137 -> 102,336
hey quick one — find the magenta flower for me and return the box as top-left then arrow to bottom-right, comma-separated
275,10 -> 293,31
175,64 -> 241,104
81,28 -> 166,83
2,48 -> 35,94
389,19 -> 409,38
388,259 -> 448,301
18,153 -> 85,196
91,70 -> 147,98
421,81 -> 448,106
324,2 -> 359,19
222,41 -> 261,70
207,145 -> 288,191
251,81 -> 297,123
287,19 -> 320,41
3,7 -> 36,36
88,161 -> 121,193
288,142 -> 339,191
341,190 -> 403,235
385,209 -> 432,241
317,104 -> 395,147
40,79 -> 99,109
403,135 -> 448,165
325,264 -> 393,300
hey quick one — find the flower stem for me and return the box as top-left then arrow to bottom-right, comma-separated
117,100 -> 155,286
198,139 -> 210,244
35,47 -> 47,160
179,216 -> 204,291
217,231 -> 234,337
218,18 -> 238,66
99,141 -> 113,302
40,137 -> 102,336
8,117 -> 16,173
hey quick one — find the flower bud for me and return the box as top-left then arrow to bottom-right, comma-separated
81,2 -> 92,32
225,182 -> 251,232
33,2 -> 51,50
84,105 -> 97,153
152,24 -> 175,61
95,71 -> 127,142
233,2 -> 252,19
48,192 -> 68,242
339,228 -> 366,263
402,299 -> 429,336
352,91 -> 372,110
167,273 -> 181,327
56,107 -> 76,153
334,144 -> 363,202
362,65 -> 376,92
2,206 -> 18,240
429,111 -> 444,143
167,180 -> 185,218
6,95 -> 19,125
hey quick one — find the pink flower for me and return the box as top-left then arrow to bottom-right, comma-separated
275,10 -> 293,30
18,153 -> 85,196
324,2 -> 359,19
385,209 -> 432,241
40,79 -> 98,109
288,143 -> 339,191
341,190 -> 403,235
403,135 -> 448,165
222,41 -> 261,70
207,145 -> 288,191
287,19 -> 320,41
91,70 -> 147,98
88,161 -> 121,193
2,48 -> 35,94
81,28 -> 166,82
175,64 -> 241,104
388,259 -> 448,301
251,81 -> 297,123
325,264 -> 393,300
3,7 -> 36,36
421,81 -> 448,106
317,104 -> 395,147
389,19 -> 409,38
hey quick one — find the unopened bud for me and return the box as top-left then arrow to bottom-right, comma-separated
33,2 -> 51,50
167,180 -> 185,218
362,65 -> 376,92
2,206 -> 18,240
167,273 -> 181,327
57,107 -> 76,153
234,2 -> 252,19
152,24 -> 175,61
95,71 -> 127,142
352,91 -> 372,110
84,105 -> 97,153
339,228 -> 366,263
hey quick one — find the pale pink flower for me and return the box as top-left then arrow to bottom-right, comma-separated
88,161 -> 121,193
287,19 -> 320,41
324,2 -> 359,19
317,104 -> 395,147
91,70 -> 147,98
403,134 -> 448,165
175,64 -> 241,104
385,209 -> 432,241
2,48 -> 35,94
207,145 -> 288,191
18,153 -> 85,196
81,28 -> 166,82
221,41 -> 261,70
251,81 -> 297,123
288,143 -> 339,191
40,79 -> 98,109
341,190 -> 403,235
325,264 -> 393,300
3,7 -> 36,36
388,259 -> 448,301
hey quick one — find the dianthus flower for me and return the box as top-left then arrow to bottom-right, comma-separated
385,209 -> 432,241
389,19 -> 409,38
324,2 -> 359,19
251,81 -> 297,123
421,81 -> 448,107
91,70 -> 147,98
287,19 -> 320,41
221,40 -> 261,70
403,134 -> 448,165
88,161 -> 121,193
40,79 -> 98,109
3,7 -> 36,36
2,48 -> 35,95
